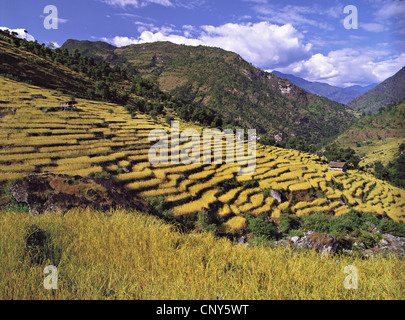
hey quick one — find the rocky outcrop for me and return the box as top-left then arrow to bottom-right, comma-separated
284,232 -> 338,254
9,174 -> 149,214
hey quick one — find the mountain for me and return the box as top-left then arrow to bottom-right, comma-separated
271,71 -> 378,104
346,83 -> 378,95
331,98 -> 405,168
347,66 -> 405,114
0,38 -> 93,96
62,39 -> 354,145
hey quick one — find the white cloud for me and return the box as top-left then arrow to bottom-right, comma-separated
199,22 -> 312,68
101,0 -> 204,8
360,22 -> 387,32
102,0 -> 173,8
0,27 -> 35,41
251,3 -> 335,30
102,22 -> 312,69
376,0 -> 405,19
277,48 -> 405,87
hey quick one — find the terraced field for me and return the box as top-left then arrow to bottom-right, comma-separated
1,76 -> 404,228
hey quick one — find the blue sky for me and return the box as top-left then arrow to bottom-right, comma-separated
1,0 -> 404,87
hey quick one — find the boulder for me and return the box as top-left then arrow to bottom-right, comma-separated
304,233 -> 338,254
270,189 -> 282,204
9,174 -> 149,214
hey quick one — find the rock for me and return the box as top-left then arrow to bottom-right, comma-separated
380,239 -> 389,246
290,236 -> 300,243
9,174 -> 149,214
304,233 -> 339,254
9,175 -> 51,214
270,189 -> 282,204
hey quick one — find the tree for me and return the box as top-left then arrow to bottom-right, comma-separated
47,42 -> 56,50
95,81 -> 110,100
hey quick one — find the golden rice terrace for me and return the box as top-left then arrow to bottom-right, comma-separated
0,76 -> 404,226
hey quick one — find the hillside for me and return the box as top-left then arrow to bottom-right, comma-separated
62,39 -> 355,145
1,75 -> 404,225
348,66 -> 405,114
272,71 -> 377,104
333,99 -> 405,167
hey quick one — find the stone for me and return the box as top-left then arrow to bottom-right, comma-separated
8,174 -> 149,215
270,189 -> 282,204
380,239 -> 389,246
290,236 -> 300,243
304,233 -> 338,254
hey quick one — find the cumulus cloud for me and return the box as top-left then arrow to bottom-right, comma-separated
0,27 -> 35,41
276,48 -> 405,87
102,21 -> 312,69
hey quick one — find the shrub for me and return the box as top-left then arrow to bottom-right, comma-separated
359,232 -> 375,249
218,178 -> 240,192
195,210 -> 218,234
165,115 -> 174,125
279,212 -> 300,234
243,180 -> 259,189
329,210 -> 363,236
23,225 -> 61,266
302,212 -> 331,234
379,219 -> 405,237
245,214 -> 280,241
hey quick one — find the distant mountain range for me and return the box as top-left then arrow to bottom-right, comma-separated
347,66 -> 405,114
61,39 -> 354,145
271,71 -> 378,105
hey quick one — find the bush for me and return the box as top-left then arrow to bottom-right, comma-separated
329,210 -> 363,235
23,225 -> 61,265
146,196 -> 173,220
195,210 -> 217,234
218,178 -> 240,192
302,212 -> 331,234
245,214 -> 280,241
165,115 -> 174,125
359,232 -> 375,249
243,180 -> 259,189
379,219 -> 405,237
279,212 -> 300,234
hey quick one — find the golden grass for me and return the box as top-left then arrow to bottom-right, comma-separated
218,216 -> 247,234
172,189 -> 220,216
0,207 -> 393,300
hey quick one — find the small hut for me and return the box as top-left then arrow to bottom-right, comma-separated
328,161 -> 347,172
59,100 -> 77,111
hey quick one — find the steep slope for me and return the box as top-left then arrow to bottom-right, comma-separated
332,99 -> 405,167
272,70 -> 377,104
0,37 -> 93,96
62,40 -> 354,145
1,75 -> 404,224
348,66 -> 405,114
